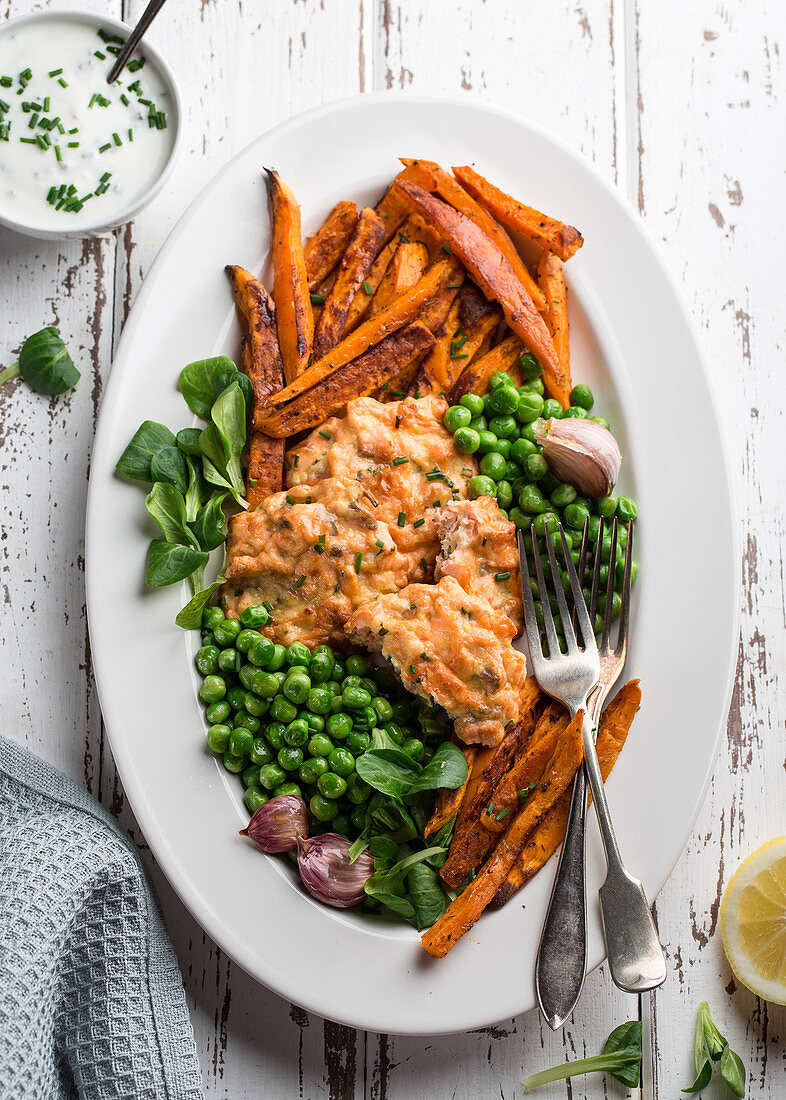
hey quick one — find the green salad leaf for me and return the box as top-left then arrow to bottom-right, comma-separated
179,356 -> 238,419
146,541 -> 208,588
683,1002 -> 745,1097
522,1020 -> 642,1092
0,327 -> 80,395
175,577 -> 226,630
409,742 -> 469,794
116,421 -> 177,482
408,862 -> 448,929
190,493 -> 228,551
150,446 -> 189,495
144,483 -> 196,548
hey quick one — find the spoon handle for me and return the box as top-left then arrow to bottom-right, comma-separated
107,0 -> 170,84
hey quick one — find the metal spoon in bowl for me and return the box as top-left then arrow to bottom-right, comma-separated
106,0 -> 170,84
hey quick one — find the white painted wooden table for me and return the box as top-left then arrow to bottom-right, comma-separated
2,1 -> 783,1095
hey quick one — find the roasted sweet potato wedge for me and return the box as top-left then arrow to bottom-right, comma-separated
368,240 -> 429,319
422,713 -> 584,958
312,207 -> 385,359
395,181 -> 570,407
342,239 -> 397,334
245,428 -> 285,505
418,282 -> 501,394
259,322 -> 435,437
453,165 -> 584,261
267,256 -> 463,408
374,162 -> 429,246
537,251 -> 570,378
401,159 -> 546,311
304,200 -> 358,291
265,169 -> 314,383
449,334 -> 524,402
424,744 -> 477,839
225,265 -> 285,427
492,680 -> 641,906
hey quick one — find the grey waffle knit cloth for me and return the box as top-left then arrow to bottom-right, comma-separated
0,735 -> 203,1100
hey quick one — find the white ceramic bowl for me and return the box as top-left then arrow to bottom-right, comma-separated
0,9 -> 182,240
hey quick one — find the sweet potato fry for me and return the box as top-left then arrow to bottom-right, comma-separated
368,240 -> 429,319
439,678 -> 542,889
453,165 -> 584,262
449,334 -> 524,402
538,251 -> 570,379
259,322 -> 435,437
419,282 -> 501,394
245,429 -> 284,505
400,159 -> 546,311
493,680 -> 642,907
402,211 -> 447,255
342,240 -> 396,334
395,181 -> 569,408
266,256 -> 463,408
304,200 -> 358,291
424,744 -> 477,839
312,207 -> 385,359
265,169 -> 314,383
422,713 -> 584,957
225,265 -> 285,427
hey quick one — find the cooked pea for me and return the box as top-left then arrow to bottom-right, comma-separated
477,429 -> 499,454
562,406 -> 588,418
469,474 -> 497,499
515,392 -> 544,424
238,663 -> 256,690
479,451 -> 507,481
278,745 -> 304,772
617,496 -> 637,522
443,405 -> 472,432
616,558 -> 638,586
504,459 -> 521,482
249,738 -> 273,766
490,436 -> 512,459
346,774 -> 372,804
206,724 -> 231,754
248,634 -> 275,668
310,793 -> 338,822
564,502 -> 591,530
299,756 -> 329,785
519,352 -> 542,381
488,414 -> 517,439
342,684 -> 372,711
489,370 -> 510,390
460,393 -> 485,417
542,398 -> 563,419
250,671 -> 278,700
233,711 -> 261,734
309,645 -> 334,683
496,480 -> 514,510
269,694 -> 298,724
350,805 -> 367,830
326,712 -> 353,740
533,512 -> 560,537
509,506 -> 529,529
217,648 -> 241,674
329,747 -> 355,777
488,385 -> 520,416
523,453 -> 549,481
402,738 -> 424,761
308,733 -> 333,758
371,696 -> 393,722
259,763 -> 286,790
244,787 -> 268,813
274,782 -> 302,798
195,645 -> 220,676
265,721 -> 286,750
203,606 -> 225,631
265,644 -> 286,671
591,415 -> 611,430
588,515 -> 601,541
205,700 -> 231,725
213,619 -> 240,646
229,727 -> 253,757
511,437 -> 536,463
350,705 -> 377,731
551,482 -> 577,509
469,415 -> 488,433
344,654 -> 367,676
317,772 -> 347,799
305,714 -> 324,733
223,751 -> 246,774
519,484 -> 547,514
382,721 -> 405,745
199,675 -> 226,703
332,813 -> 351,837
236,628 -> 258,655
307,686 -> 333,715
569,384 -> 594,410
282,670 -> 310,705
283,718 -> 309,748
285,642 -> 311,668
201,632 -> 215,648
454,426 -> 480,454
242,764 -> 261,789
330,657 -> 345,681
346,730 -> 371,756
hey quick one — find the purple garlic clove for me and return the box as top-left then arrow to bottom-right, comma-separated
535,416 -> 621,499
297,833 -> 374,908
240,795 -> 308,853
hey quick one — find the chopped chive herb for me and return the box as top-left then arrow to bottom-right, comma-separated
495,571 -> 511,582
285,494 -> 296,506
99,171 -> 111,183
397,512 -> 406,527
98,142 -> 112,153
394,416 -> 401,429
98,28 -> 125,44
54,145 -> 62,163
112,131 -> 122,146
454,334 -> 468,350
375,539 -> 384,549
309,292 -> 325,305
247,477 -> 258,486
447,283 -> 463,289
355,552 -> 363,573
389,390 -> 405,398
441,242 -> 453,253
0,122 -> 9,141
128,128 -> 133,141
127,57 -> 146,72
420,558 -> 428,572
293,454 -> 299,468
412,518 -> 425,528
450,352 -> 469,360
120,93 -> 129,106
88,94 -> 97,108
294,575 -> 306,589
413,390 -> 421,399
35,133 -> 50,149
362,279 -> 372,295
68,126 -> 78,134
67,141 -> 79,148
409,665 -> 417,675
0,77 -> 11,88
18,136 -> 37,144
262,601 -> 273,612
398,231 -> 409,243
495,808 -> 510,822
318,534 -> 326,545
486,802 -> 496,816
518,784 -> 537,802
318,429 -> 331,440
94,51 -> 106,61
42,96 -> 50,112
28,113 -> 38,129
392,456 -> 409,466
58,78 -> 68,88
48,68 -> 63,78
378,626 -> 388,636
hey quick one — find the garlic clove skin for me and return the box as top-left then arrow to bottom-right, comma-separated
240,794 -> 308,854
535,417 -> 621,499
297,833 -> 374,908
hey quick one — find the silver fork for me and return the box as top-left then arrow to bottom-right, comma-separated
517,522 -> 666,1030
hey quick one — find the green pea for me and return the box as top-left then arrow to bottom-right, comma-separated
342,684 -> 372,711
350,805 -> 367,830
324,712 -> 351,741
469,415 -> 488,433
479,451 -> 507,481
282,670 -> 311,705
533,512 -> 560,537
346,654 -> 368,675
284,718 -> 309,748
488,414 -> 517,439
588,515 -> 601,541
213,619 -> 240,646
304,686 -> 330,715
504,458 -> 521,481
402,738 -> 424,761
542,398 -> 563,419
515,392 -> 544,424
201,632 -> 215,648
390,699 -> 415,724
242,764 -> 261,789
195,646 -> 220,676
217,648 -> 241,674
199,675 -> 226,704
233,711 -> 261,734
490,436 -> 512,459
223,751 -> 247,774
562,406 -> 588,418
488,385 -> 520,416
298,756 -> 328,784
523,453 -> 548,481
248,634 -> 275,668
228,727 -> 253,757
350,705 -> 377,731
249,738 -> 273,766
454,426 -> 480,454
489,370 -> 510,390
259,763 -> 286,790
346,730 -> 371,756
369,696 -> 392,723
244,786 -> 268,813
564,502 -> 590,531
444,405 -> 472,432
551,482 -> 577,509
469,474 -> 497,499
382,721 -> 405,744
511,437 -> 536,463
269,694 -> 298,724
205,700 -> 230,725
345,773 -> 372,804
308,732 -> 333,757
509,506 -> 529,529
331,813 -> 351,837
616,558 -> 638,586
309,645 -> 335,683
206,724 -> 231,754
310,793 -> 338,822
329,747 -> 355,777
240,604 -> 269,629
305,713 -> 325,733
496,480 -> 514,510
317,772 -> 347,799
617,497 -> 637,522
597,495 -> 618,518
274,782 -> 302,799
519,484 -> 547,515
460,393 -> 485,417
224,686 -> 243,711
236,628 -> 259,655
519,352 -> 542,381
278,745 -> 304,772
238,663 -> 256,690
476,429 -> 498,454
591,415 -> 611,430
540,470 -> 560,496
265,721 -> 286,750
569,384 -> 594,410
330,657 -> 345,681
202,606 -> 225,631
598,592 -> 622,619
285,642 -> 311,668
266,644 -> 286,671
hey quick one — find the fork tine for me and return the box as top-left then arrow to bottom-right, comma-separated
589,517 -> 604,623
615,520 -> 634,658
544,529 -> 577,651
516,528 -> 546,663
530,526 -> 561,656
600,518 -> 619,651
559,523 -> 595,649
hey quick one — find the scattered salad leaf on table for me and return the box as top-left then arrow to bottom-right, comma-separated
521,1020 -> 642,1092
0,327 -> 80,395
175,577 -> 227,630
683,1001 -> 746,1097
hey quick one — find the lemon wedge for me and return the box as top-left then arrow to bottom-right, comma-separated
721,837 -> 786,1004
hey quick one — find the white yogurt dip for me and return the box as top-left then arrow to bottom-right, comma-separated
0,15 -> 176,231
